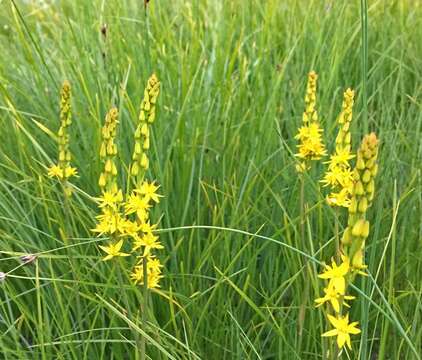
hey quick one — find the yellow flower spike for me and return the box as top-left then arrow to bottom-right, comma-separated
322,313 -> 361,350
322,88 -> 355,207
48,80 -> 78,183
341,133 -> 379,271
99,240 -> 130,261
295,72 -> 326,171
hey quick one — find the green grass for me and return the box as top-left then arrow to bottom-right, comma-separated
0,0 -> 421,358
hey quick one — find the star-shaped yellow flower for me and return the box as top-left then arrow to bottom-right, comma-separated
315,281 -> 355,313
48,165 -> 78,179
136,181 -> 163,203
321,313 -> 361,349
97,189 -> 123,209
318,255 -> 350,295
132,232 -> 163,254
98,239 -> 130,261
125,193 -> 151,222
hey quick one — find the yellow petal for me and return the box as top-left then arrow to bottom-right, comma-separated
321,329 -> 338,337
337,332 -> 348,349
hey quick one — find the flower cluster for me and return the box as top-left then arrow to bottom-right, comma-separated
48,80 -> 78,183
295,71 -> 326,171
321,89 -> 355,207
341,133 -> 379,270
315,255 -> 361,350
92,74 -> 164,289
316,133 -> 379,352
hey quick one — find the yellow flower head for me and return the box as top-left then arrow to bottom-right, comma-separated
322,313 -> 361,350
125,192 -> 151,222
99,239 -> 130,261
136,181 -> 163,204
48,165 -> 78,179
315,281 -> 355,313
318,255 -> 350,295
97,189 -> 123,210
322,89 -> 355,207
130,255 -> 163,288
295,72 -> 326,169
132,232 -> 164,255
92,210 -> 127,236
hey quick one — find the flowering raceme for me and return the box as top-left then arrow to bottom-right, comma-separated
92,108 -> 130,260
315,132 -> 379,352
128,74 -> 164,289
322,89 -> 355,207
295,71 -> 326,171
341,133 -> 379,271
48,80 -> 78,184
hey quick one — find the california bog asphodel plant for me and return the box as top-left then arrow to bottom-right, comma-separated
90,74 -> 162,359
92,74 -> 163,288
315,133 -> 379,354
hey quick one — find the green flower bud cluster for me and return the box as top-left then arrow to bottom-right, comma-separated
131,74 -> 160,179
335,88 -> 354,153
341,133 -> 379,270
303,71 -> 318,124
58,81 -> 72,173
99,108 -> 119,192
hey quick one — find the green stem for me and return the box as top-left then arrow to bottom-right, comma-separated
298,173 -> 307,350
334,207 -> 340,262
140,255 -> 149,360
360,0 -> 368,134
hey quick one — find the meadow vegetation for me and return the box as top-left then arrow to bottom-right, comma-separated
0,1 -> 421,359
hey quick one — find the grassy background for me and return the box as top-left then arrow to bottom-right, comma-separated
0,0 -> 421,358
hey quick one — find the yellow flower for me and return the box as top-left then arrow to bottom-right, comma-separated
327,188 -> 352,208
92,210 -> 126,236
321,313 -> 361,350
98,239 -> 130,261
48,165 -> 78,179
321,89 -> 355,207
315,281 -> 355,313
132,232 -> 164,254
97,189 -> 123,209
318,256 -> 350,295
125,193 -> 151,222
130,256 -> 163,288
295,123 -> 326,160
138,221 -> 157,235
48,165 -> 63,178
136,181 -> 163,203
294,72 -> 326,167
327,148 -> 355,168
120,219 -> 140,238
